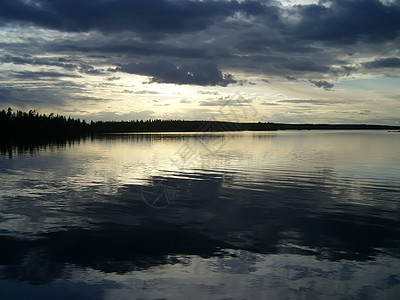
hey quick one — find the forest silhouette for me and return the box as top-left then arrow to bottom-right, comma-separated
1,107 -> 399,143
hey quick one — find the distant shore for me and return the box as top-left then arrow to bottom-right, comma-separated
1,108 -> 400,143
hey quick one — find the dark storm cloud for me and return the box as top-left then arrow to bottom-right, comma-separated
309,80 -> 334,90
0,0 -> 265,37
363,57 -> 400,69
49,39 -> 213,60
282,60 -> 330,73
229,0 -> 400,75
117,60 -> 236,86
1,0 -> 400,98
1,0 -> 399,52
290,0 -> 400,43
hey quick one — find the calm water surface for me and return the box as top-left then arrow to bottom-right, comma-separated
1,130 -> 400,299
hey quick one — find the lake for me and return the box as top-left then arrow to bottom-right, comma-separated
1,130 -> 400,299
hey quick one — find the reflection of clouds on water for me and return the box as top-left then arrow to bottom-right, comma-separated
1,146 -> 400,257
3,249 -> 399,299
1,132 -> 400,298
141,177 -> 178,209
1,159 -> 399,258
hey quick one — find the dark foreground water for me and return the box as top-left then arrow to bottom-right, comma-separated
1,130 -> 399,299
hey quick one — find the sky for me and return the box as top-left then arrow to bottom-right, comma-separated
0,0 -> 399,124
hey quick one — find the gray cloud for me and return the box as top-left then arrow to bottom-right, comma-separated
0,0 -> 266,38
283,60 -> 330,73
260,101 -> 280,106
309,80 -> 334,90
277,99 -> 342,105
289,0 -> 400,44
12,71 -> 81,80
2,0 -> 399,82
117,60 -> 237,86
131,90 -> 161,95
49,39 -> 211,60
0,81 -> 102,108
200,97 -> 253,107
363,57 -> 400,69
0,55 -> 104,76
359,109 -> 372,115
4,0 -> 398,48
82,110 -> 156,122
0,54 -> 76,70
0,85 -> 67,107
78,63 -> 104,75
106,76 -> 120,81
197,90 -> 220,95
1,0 -> 399,121
0,87 -> 13,104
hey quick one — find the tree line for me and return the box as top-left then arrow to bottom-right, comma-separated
0,107 -> 276,141
0,107 -> 89,141
1,107 -> 399,143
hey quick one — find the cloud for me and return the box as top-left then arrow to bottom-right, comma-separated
309,80 -> 334,90
117,60 -> 236,86
199,95 -> 254,106
236,79 -> 256,86
197,90 -> 220,95
121,90 -> 161,95
2,0 -> 399,82
359,109 -> 372,115
0,85 -> 67,106
4,0 -> 398,48
289,0 -> 400,44
0,55 -> 103,75
1,0 -> 400,123
363,57 -> 400,69
82,110 -> 155,122
260,101 -> 280,106
49,38 -> 210,60
78,63 -> 104,75
0,0 -> 265,38
12,71 -> 81,79
0,82 -> 103,109
0,87 -> 13,103
0,54 -> 77,70
283,60 -> 330,73
277,99 -> 339,105
106,76 -> 120,81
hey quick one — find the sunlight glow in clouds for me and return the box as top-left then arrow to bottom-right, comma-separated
0,0 -> 399,124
